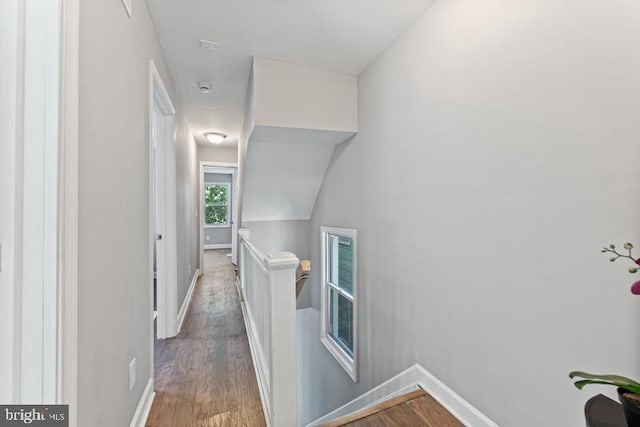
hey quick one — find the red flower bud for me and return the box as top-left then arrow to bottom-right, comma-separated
635,258 -> 640,266
631,281 -> 640,295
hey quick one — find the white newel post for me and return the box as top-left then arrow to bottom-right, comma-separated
238,227 -> 250,241
265,252 -> 299,427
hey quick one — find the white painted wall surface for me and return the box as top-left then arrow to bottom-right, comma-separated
242,220 -> 310,260
302,1 -> 640,426
253,57 -> 357,133
297,308 -> 363,425
77,0 -> 197,425
198,145 -> 238,164
0,0 -> 19,403
237,66 -> 255,228
241,58 -> 357,224
242,219 -> 312,307
242,140 -> 335,222
175,118 -> 199,309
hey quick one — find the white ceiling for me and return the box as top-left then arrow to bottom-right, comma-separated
146,0 -> 434,148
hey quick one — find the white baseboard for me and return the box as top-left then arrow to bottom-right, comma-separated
204,243 -> 231,250
176,268 -> 199,334
307,366 -> 420,426
237,281 -> 272,427
129,378 -> 155,427
307,363 -> 498,427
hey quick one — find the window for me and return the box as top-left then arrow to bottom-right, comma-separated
321,226 -> 358,381
204,183 -> 230,227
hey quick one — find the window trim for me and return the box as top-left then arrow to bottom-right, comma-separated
320,226 -> 358,382
203,181 -> 231,228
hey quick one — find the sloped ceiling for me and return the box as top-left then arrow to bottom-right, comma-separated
241,129 -> 354,222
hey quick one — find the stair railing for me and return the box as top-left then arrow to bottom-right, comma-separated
238,229 -> 299,426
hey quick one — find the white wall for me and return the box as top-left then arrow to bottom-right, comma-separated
242,220 -> 310,260
77,0 -> 197,425
175,114 -> 199,310
198,145 -> 238,164
242,139 -> 336,222
237,65 -> 255,227
240,58 -> 357,223
243,220 -> 311,308
204,228 -> 232,246
253,57 -> 357,132
302,1 -> 640,426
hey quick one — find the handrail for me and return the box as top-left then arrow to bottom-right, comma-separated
240,233 -> 267,270
238,228 -> 299,426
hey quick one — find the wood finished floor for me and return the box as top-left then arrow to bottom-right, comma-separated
322,389 -> 464,427
146,250 -> 266,427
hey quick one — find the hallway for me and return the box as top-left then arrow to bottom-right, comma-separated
146,250 -> 266,427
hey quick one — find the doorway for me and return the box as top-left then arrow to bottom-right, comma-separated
199,163 -> 238,271
149,61 -> 178,342
203,168 -> 234,250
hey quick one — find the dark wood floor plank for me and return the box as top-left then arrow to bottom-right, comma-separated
146,250 -> 266,427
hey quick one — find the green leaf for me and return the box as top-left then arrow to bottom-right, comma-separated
569,371 -> 640,394
569,371 -> 640,387
204,184 -> 228,205
573,380 -> 640,394
573,379 -> 615,390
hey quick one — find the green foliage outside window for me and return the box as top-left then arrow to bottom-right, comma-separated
204,184 -> 228,225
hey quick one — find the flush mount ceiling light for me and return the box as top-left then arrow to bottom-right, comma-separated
204,132 -> 226,144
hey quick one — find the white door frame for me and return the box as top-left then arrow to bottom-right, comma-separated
20,0 -> 61,404
199,161 -> 238,270
201,166 -> 235,251
149,61 -> 178,341
0,0 -> 22,405
1,0 -> 80,423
